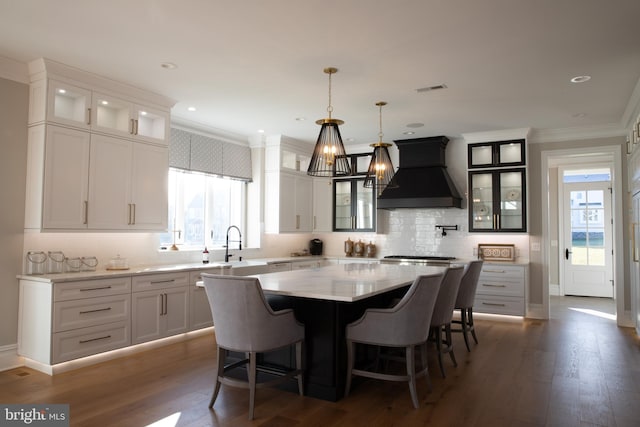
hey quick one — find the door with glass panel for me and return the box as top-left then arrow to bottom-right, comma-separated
562,180 -> 613,297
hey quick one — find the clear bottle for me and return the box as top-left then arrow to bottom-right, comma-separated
202,247 -> 210,264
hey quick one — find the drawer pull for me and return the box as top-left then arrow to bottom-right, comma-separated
79,307 -> 112,315
483,269 -> 506,273
80,286 -> 112,292
79,335 -> 112,344
482,283 -> 507,288
150,279 -> 175,285
482,302 -> 506,307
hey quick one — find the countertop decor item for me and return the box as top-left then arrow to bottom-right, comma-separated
344,238 -> 354,257
365,241 -> 377,258
478,243 -> 516,261
354,240 -> 365,257
106,255 -> 129,270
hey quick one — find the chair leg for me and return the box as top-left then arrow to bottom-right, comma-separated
406,345 -> 419,409
248,351 -> 257,420
420,342 -> 432,392
345,340 -> 355,397
468,308 -> 478,344
461,308 -> 471,352
209,346 -> 225,408
445,323 -> 457,367
295,341 -> 304,396
433,326 -> 446,378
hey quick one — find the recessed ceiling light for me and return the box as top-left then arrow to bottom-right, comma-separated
403,131 -> 415,135
57,89 -> 66,94
258,129 -> 265,133
406,123 -> 424,128
101,100 -> 108,105
161,62 -> 178,70
187,106 -> 196,112
345,138 -> 355,142
140,111 -> 147,116
570,75 -> 591,83
295,117 -> 306,121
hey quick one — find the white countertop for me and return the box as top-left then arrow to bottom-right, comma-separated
247,263 -> 450,302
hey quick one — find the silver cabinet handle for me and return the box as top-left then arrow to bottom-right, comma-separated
482,283 -> 507,288
131,203 -> 136,225
87,108 -> 91,125
134,119 -> 139,135
79,307 -> 112,315
296,214 -> 300,230
84,201 -> 88,225
483,269 -> 506,273
79,335 -> 111,344
150,279 -> 175,285
80,286 -> 112,292
130,118 -> 135,134
482,302 -> 506,307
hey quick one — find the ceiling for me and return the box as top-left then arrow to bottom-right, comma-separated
1,0 -> 640,146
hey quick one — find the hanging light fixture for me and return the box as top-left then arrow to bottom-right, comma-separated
307,67 -> 351,177
364,101 -> 397,195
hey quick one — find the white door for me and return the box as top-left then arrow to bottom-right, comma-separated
562,181 -> 613,297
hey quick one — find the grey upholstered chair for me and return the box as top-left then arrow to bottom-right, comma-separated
345,272 -> 444,409
201,274 -> 305,420
429,265 -> 465,378
452,260 -> 483,351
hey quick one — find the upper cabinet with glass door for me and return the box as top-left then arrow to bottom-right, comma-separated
468,139 -> 525,169
469,168 -> 526,232
91,92 -> 169,145
44,80 -> 92,129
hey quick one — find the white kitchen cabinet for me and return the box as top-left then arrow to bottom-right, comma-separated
265,172 -> 313,233
313,178 -> 333,232
131,272 -> 190,344
87,134 -> 168,230
91,92 -> 169,145
19,276 -> 132,365
45,79 -> 92,129
189,270 -> 215,330
474,263 -> 527,316
40,125 -> 91,229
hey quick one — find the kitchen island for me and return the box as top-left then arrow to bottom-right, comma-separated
247,263 -> 452,401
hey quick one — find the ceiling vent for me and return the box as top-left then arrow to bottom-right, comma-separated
416,84 -> 448,93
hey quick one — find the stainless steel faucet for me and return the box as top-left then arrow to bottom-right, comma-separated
224,225 -> 242,262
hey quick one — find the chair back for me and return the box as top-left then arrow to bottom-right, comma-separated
430,266 -> 465,327
455,260 -> 484,309
347,272 -> 443,346
202,274 -> 295,352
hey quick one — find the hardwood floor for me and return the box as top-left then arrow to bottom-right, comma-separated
2,296 -> 639,426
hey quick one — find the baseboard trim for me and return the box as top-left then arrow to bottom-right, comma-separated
22,327 -> 214,375
0,344 -> 24,373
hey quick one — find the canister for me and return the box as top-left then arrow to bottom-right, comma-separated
26,251 -> 47,275
47,251 -> 65,274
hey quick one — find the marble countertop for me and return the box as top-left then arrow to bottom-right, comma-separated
247,263 -> 450,302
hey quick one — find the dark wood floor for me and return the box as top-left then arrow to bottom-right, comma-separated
1,296 -> 639,427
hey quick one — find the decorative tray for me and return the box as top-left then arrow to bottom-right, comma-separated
478,243 -> 516,261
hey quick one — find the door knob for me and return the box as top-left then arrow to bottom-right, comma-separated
565,248 -> 572,260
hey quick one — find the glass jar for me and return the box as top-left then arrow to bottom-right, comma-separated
65,257 -> 82,273
81,256 -> 99,271
47,251 -> 65,274
26,251 -> 47,275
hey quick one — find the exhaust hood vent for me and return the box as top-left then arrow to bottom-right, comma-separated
416,84 -> 448,93
377,136 -> 463,209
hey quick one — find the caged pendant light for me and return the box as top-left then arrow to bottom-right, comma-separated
364,101 -> 397,195
307,67 -> 351,177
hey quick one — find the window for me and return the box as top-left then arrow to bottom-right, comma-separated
159,168 -> 245,249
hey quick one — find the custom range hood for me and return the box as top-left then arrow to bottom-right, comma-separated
377,136 -> 462,209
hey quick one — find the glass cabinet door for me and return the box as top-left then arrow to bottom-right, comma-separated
333,178 -> 375,231
469,168 -> 526,232
334,180 -> 353,230
498,170 -> 524,230
468,139 -> 525,168
47,80 -> 92,129
470,172 -> 494,230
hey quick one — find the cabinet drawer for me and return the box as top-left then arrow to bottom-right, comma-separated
54,277 -> 132,302
53,294 -> 130,333
475,295 -> 524,316
479,265 -> 524,280
52,321 -> 130,363
476,278 -> 524,297
132,272 -> 189,292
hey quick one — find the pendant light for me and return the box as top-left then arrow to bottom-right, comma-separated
364,101 -> 397,195
307,67 -> 351,177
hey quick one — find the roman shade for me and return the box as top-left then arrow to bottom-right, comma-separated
169,128 -> 252,181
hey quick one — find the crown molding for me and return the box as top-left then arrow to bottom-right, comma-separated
461,128 -> 531,143
0,55 -> 28,84
170,116 -> 250,146
529,124 -> 626,144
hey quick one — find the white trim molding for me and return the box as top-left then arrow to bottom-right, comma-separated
0,344 -> 24,372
